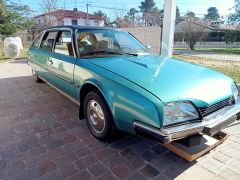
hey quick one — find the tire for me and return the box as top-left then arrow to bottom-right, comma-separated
32,69 -> 43,83
84,90 -> 117,140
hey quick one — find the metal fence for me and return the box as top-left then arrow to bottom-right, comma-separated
173,29 -> 240,83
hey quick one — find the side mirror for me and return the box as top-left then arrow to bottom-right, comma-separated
145,45 -> 151,49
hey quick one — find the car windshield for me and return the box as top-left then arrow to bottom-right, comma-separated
76,29 -> 151,57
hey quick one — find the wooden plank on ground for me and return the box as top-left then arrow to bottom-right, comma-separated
162,131 -> 228,162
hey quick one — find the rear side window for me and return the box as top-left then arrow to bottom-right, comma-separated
39,31 -> 57,52
54,31 -> 74,56
31,32 -> 43,48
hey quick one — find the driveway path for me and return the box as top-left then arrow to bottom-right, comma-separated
0,59 -> 240,180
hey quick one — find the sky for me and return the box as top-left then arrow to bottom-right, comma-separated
16,0 -> 235,20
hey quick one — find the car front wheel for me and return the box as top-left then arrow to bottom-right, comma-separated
84,90 -> 116,140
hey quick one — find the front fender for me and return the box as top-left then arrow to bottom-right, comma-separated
74,60 -> 164,133
82,77 -> 163,133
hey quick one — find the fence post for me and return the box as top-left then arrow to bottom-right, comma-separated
161,0 -> 176,57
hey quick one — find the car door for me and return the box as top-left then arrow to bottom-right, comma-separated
46,30 -> 77,99
28,31 -> 47,78
36,31 -> 58,80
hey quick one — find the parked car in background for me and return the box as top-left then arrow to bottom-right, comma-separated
27,26 -> 240,143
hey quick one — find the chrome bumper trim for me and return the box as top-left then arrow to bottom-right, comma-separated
134,97 -> 240,144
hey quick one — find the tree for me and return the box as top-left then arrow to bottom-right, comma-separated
0,1 -> 33,36
182,19 -> 207,50
139,0 -> 155,26
176,7 -> 180,21
228,0 -> 240,24
204,7 -> 220,21
185,11 -> 196,18
93,10 -> 105,17
127,8 -> 138,25
93,10 -> 111,26
40,0 -> 58,13
0,0 -> 33,54
38,0 -> 60,27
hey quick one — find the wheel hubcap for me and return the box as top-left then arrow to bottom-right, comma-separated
87,100 -> 105,134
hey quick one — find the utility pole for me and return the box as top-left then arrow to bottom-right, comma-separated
63,0 -> 66,9
86,3 -> 90,26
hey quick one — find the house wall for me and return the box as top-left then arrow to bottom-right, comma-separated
63,18 -> 104,26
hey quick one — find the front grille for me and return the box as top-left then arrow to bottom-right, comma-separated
198,98 -> 232,117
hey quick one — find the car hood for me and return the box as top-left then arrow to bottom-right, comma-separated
89,55 -> 234,107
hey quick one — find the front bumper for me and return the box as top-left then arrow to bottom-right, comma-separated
134,97 -> 240,144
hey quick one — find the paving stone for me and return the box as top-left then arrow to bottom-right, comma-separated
219,168 -> 240,180
0,168 -> 8,179
95,172 -> 117,180
59,162 -> 78,178
119,148 -> 136,159
63,134 -> 77,143
126,171 -> 146,180
42,170 -> 63,180
140,164 -> 160,178
24,153 -> 48,168
55,152 -> 78,167
45,139 -> 64,150
124,155 -> 146,170
38,160 -> 56,174
17,135 -> 39,152
111,162 -> 131,179
88,141 -> 106,151
102,155 -> 122,169
75,147 -> 92,158
152,144 -> 168,155
0,159 -> 6,169
94,148 -> 113,161
226,159 -> 240,175
47,148 -> 65,160
75,154 -> 98,170
141,150 -> 158,162
10,167 -> 41,180
88,163 -> 107,177
163,166 -> 183,179
198,156 -> 225,174
6,161 -> 25,175
67,170 -> 93,180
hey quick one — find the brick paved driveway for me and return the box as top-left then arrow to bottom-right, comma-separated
0,59 -> 240,180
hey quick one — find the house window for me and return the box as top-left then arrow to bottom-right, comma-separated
72,20 -> 78,25
94,20 -> 99,26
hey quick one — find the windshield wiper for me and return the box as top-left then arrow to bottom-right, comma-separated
122,52 -> 138,56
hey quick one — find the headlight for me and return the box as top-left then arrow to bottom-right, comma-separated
163,101 -> 200,126
232,82 -> 239,101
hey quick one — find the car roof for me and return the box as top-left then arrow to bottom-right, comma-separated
46,25 -> 124,32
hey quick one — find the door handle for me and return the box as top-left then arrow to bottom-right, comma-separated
48,59 -> 53,65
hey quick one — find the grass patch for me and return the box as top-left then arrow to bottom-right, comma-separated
0,48 -> 28,62
174,47 -> 240,55
173,54 -> 240,83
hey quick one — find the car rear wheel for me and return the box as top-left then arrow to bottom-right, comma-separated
84,90 -> 117,140
32,69 -> 42,83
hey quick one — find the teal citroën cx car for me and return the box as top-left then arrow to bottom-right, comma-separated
28,26 -> 240,143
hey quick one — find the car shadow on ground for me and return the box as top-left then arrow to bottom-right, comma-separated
0,75 -> 198,179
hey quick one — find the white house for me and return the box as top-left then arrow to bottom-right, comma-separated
34,9 -> 105,28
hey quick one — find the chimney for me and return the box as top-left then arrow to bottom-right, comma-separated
73,8 -> 78,11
